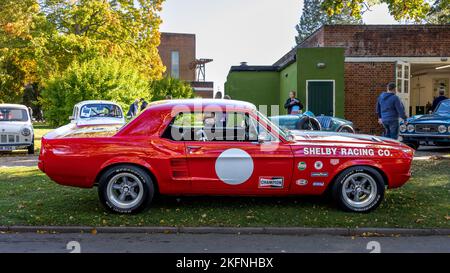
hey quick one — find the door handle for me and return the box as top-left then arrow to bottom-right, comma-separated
187,146 -> 201,153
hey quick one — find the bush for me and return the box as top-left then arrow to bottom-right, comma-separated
149,77 -> 195,101
40,57 -> 149,127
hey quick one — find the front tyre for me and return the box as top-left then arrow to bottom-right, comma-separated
98,165 -> 154,214
332,167 -> 385,213
27,138 -> 35,155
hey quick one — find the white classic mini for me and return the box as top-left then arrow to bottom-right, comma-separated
0,104 -> 35,154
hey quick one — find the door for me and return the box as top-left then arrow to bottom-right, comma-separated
396,61 -> 411,116
307,81 -> 334,116
179,111 -> 294,195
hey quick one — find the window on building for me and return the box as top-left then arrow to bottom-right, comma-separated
171,51 -> 180,79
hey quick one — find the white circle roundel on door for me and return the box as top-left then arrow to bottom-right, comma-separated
215,148 -> 254,185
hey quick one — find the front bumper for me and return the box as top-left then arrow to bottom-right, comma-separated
400,134 -> 450,143
0,143 -> 33,151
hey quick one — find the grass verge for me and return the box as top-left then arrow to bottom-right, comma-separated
0,160 -> 448,228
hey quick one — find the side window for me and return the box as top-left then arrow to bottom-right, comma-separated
247,115 -> 278,142
164,111 -> 278,142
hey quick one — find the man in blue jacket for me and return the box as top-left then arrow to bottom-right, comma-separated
376,82 -> 407,139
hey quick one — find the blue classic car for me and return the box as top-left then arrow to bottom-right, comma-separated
269,111 -> 355,133
400,99 -> 450,149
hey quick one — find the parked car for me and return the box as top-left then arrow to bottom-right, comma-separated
400,99 -> 450,149
70,100 -> 125,127
270,112 -> 355,133
0,104 -> 35,154
51,100 -> 126,139
39,99 -> 414,214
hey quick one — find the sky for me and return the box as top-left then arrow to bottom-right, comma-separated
159,0 -> 399,94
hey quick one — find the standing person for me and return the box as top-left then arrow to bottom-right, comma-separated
284,91 -> 303,115
376,82 -> 407,140
430,85 -> 448,112
127,99 -> 139,118
140,98 -> 148,111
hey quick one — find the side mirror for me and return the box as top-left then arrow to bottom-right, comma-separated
69,115 -> 74,121
286,132 -> 295,142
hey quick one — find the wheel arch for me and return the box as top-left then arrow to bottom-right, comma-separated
327,164 -> 389,193
94,161 -> 160,195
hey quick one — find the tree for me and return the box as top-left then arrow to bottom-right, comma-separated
0,0 -> 47,103
321,0 -> 448,23
40,0 -> 165,79
0,0 -> 165,105
426,0 -> 450,23
40,57 -> 149,126
149,77 -> 195,101
296,0 -> 362,44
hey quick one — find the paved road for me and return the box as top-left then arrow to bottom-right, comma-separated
0,233 -> 449,253
0,155 -> 38,167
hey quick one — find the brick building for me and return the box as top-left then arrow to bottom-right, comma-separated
158,32 -> 214,98
225,25 -> 450,134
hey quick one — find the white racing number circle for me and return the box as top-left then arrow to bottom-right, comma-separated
215,148 -> 254,185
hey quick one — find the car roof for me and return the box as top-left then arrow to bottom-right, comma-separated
0,104 -> 28,109
146,99 -> 257,112
74,100 -> 122,107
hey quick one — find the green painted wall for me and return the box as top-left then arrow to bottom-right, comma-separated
297,47 -> 345,118
279,62 -> 297,115
225,71 -> 280,116
224,47 -> 345,118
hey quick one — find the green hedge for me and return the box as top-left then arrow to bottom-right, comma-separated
40,57 -> 149,127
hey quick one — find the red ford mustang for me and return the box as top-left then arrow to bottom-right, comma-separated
39,99 -> 414,214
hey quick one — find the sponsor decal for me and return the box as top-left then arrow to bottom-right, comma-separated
312,182 -> 325,187
330,159 -> 340,166
303,147 -> 392,157
296,179 -> 308,186
311,172 -> 329,177
314,161 -> 323,170
259,177 -> 284,189
297,162 -> 307,171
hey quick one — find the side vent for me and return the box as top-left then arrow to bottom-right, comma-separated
170,159 -> 189,178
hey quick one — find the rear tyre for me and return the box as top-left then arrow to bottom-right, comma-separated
332,167 -> 385,213
98,165 -> 154,214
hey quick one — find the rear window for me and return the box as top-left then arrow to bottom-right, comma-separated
0,108 -> 28,122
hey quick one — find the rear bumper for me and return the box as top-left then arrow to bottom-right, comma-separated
38,158 -> 44,173
388,172 -> 412,189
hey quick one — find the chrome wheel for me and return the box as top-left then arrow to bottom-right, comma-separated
107,173 -> 144,209
341,173 -> 377,209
